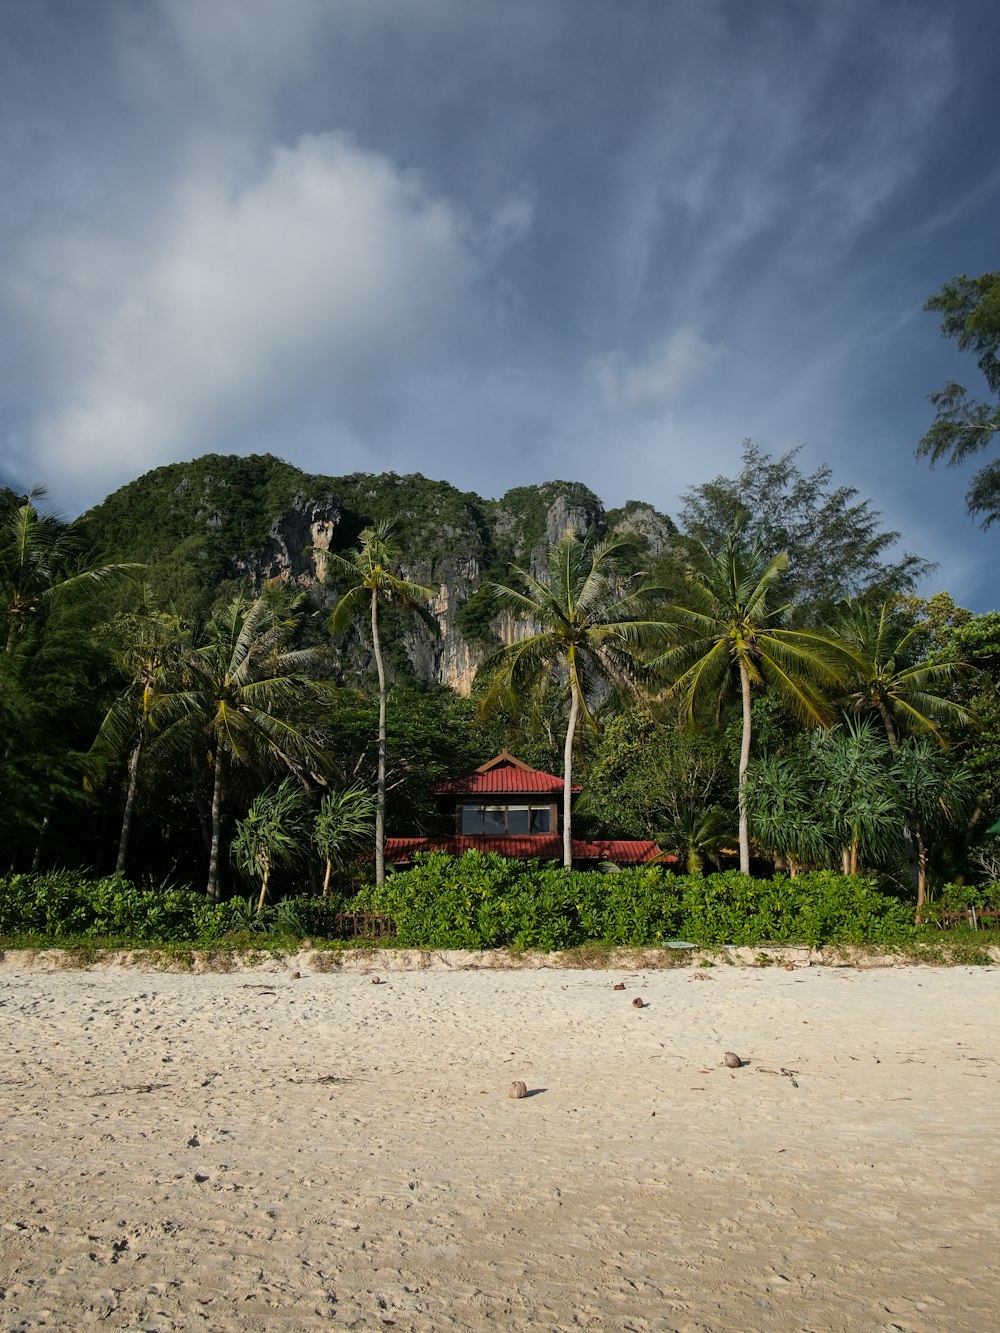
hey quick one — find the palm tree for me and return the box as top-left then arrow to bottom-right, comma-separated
833,599 -> 972,748
328,522 -> 435,886
87,601 -> 190,873
1,486 -> 140,654
480,531 -> 666,868
185,587 -> 329,901
654,528 -> 843,874
654,802 -> 734,875
231,779 -> 311,912
832,600 -> 974,893
315,783 -> 377,896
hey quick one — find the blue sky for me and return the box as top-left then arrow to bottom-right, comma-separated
1,0 -> 998,607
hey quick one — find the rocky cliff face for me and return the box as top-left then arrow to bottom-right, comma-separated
237,493 -> 341,585
78,454 -> 679,696
254,490 -> 674,698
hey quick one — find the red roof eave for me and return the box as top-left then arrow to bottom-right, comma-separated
384,835 -> 665,865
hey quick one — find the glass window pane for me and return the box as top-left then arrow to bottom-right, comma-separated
483,806 -> 506,835
461,805 -> 485,834
531,806 -> 551,833
507,806 -> 530,834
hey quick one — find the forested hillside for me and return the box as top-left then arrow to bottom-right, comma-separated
77,454 -> 678,692
2,444 -> 995,922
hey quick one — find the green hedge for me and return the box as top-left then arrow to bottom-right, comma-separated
351,852 -> 920,949
0,872 -> 235,944
0,872 -> 387,947
2,860 -> 992,952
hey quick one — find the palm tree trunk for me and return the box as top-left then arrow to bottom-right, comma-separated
207,746 -> 225,902
738,659 -> 752,875
914,829 -> 928,921
562,686 -> 581,869
372,589 -> 387,888
876,701 -> 899,750
30,804 -> 51,873
191,753 -> 212,853
116,736 -> 142,874
257,860 -> 271,914
322,859 -> 332,897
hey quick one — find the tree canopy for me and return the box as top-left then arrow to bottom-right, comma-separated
481,531 -> 665,867
653,527 -> 844,873
917,270 -> 1000,527
679,442 -> 932,610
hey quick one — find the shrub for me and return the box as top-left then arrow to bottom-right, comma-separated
350,855 -> 918,950
0,860 -> 964,953
0,872 -> 232,945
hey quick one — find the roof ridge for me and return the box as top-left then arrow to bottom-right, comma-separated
474,748 -> 540,774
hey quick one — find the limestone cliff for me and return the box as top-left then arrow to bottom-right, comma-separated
78,453 -> 679,696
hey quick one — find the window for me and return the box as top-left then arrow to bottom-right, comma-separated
460,803 -> 553,835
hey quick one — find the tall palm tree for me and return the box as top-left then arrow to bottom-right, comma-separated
654,528 -> 843,874
87,601 -> 190,873
183,587 -> 329,901
329,522 -> 435,886
480,531 -> 666,868
833,599 -> 972,748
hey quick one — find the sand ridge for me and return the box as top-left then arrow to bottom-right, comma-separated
0,961 -> 997,1331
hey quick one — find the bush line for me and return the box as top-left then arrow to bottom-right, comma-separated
3,856 -> 999,953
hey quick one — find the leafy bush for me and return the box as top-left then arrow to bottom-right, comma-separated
351,855 -> 918,950
0,861 -> 953,952
0,872 -> 232,944
676,870 -> 916,947
936,880 -> 1000,910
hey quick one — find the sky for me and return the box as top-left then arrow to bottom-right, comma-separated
1,0 -> 998,608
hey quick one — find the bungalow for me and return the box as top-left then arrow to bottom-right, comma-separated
385,749 -> 661,869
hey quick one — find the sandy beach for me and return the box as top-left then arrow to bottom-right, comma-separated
0,954 -> 997,1332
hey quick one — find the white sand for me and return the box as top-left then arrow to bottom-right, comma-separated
0,956 -> 997,1332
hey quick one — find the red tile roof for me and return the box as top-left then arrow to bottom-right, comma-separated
435,750 -> 579,796
384,836 -> 664,865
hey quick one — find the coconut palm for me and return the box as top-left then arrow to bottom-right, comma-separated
328,522 -> 435,886
833,599 -> 972,747
87,602 -> 190,873
0,487 -> 140,653
231,779 -> 311,912
654,528 -> 843,874
314,783 -> 377,896
184,587 -> 329,901
480,531 -> 667,868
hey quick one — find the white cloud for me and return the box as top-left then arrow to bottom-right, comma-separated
592,329 -> 722,411
4,133 -> 482,501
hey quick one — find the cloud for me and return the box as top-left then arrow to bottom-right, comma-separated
482,189 -> 537,259
3,133 -> 483,502
591,329 -> 722,411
